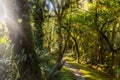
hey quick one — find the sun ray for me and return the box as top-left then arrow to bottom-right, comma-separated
0,0 -> 6,19
0,0 -> 26,40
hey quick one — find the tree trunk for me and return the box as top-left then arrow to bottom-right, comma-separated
71,36 -> 80,63
57,17 -> 63,63
6,0 -> 42,80
33,0 -> 44,51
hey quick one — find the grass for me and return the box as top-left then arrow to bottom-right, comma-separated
51,52 -> 116,80
68,62 -> 110,80
57,66 -> 75,80
58,61 -> 110,80
62,52 -> 109,80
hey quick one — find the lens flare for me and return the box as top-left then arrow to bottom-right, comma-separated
0,0 -> 26,39
0,0 -> 7,20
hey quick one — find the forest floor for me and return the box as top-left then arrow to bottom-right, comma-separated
60,61 -> 111,80
58,52 -> 112,80
64,63 -> 85,80
66,62 -> 108,80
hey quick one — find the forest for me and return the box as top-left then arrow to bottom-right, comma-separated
0,0 -> 120,80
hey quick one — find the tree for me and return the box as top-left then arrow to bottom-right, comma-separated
5,0 -> 42,80
32,0 -> 44,51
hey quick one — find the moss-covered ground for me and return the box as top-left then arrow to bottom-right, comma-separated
57,52 -> 113,80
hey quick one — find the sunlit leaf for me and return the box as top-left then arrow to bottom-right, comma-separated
0,37 -> 7,43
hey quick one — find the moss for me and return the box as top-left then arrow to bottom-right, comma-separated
57,66 -> 75,80
68,62 -> 108,80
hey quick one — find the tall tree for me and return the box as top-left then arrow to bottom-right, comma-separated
5,0 -> 42,80
32,0 -> 44,51
46,0 -> 70,79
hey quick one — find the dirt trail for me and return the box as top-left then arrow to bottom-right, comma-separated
64,63 -> 85,80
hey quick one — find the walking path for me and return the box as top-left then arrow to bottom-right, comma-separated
64,63 -> 85,80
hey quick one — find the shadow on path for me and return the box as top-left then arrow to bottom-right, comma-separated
64,63 -> 85,80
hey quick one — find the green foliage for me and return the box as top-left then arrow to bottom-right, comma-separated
115,68 -> 120,74
1,0 -> 120,79
12,48 -> 37,66
115,67 -> 120,79
57,66 -> 75,80
68,62 -> 108,80
0,20 -> 18,80
0,45 -> 18,79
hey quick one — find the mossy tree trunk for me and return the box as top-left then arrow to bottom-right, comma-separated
32,0 -> 44,51
6,0 -> 42,80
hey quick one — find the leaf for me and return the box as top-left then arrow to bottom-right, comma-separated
0,37 -> 7,43
115,68 -> 120,74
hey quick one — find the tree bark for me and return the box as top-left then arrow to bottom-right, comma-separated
33,0 -> 44,51
6,0 -> 42,80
